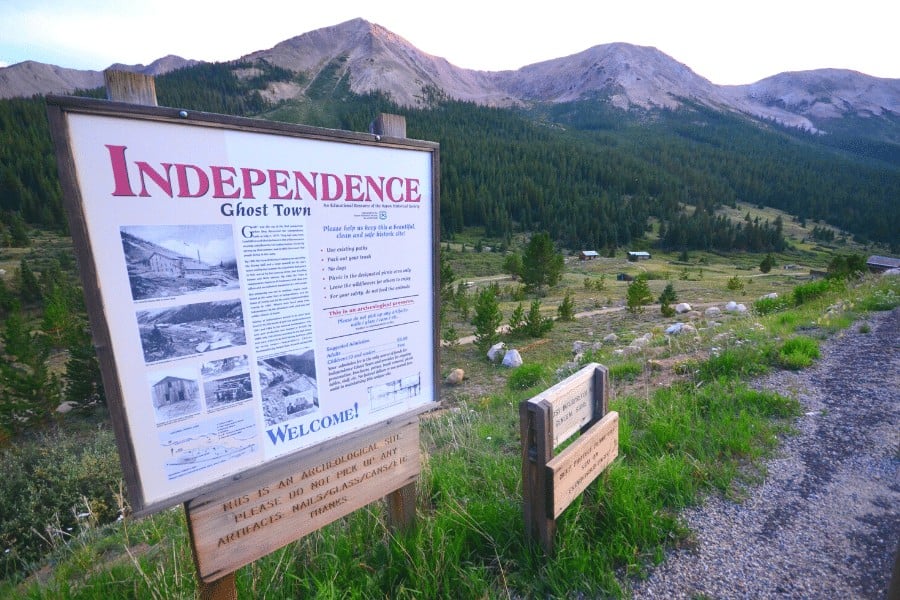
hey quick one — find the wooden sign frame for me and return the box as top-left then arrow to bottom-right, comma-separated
520,363 -> 617,553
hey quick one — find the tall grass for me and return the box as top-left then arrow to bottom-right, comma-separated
3,276 -> 894,598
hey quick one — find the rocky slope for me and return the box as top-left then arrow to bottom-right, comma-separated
1,18 -> 897,135
0,55 -> 196,99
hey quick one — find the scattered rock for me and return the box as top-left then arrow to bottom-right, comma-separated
675,302 -> 692,313
725,301 -> 748,313
487,342 -> 506,362
760,292 -> 779,300
502,349 -> 523,368
56,401 -> 77,414
444,369 -> 465,385
666,322 -> 685,335
705,306 -> 722,317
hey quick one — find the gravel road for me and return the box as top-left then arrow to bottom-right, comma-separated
629,307 -> 900,599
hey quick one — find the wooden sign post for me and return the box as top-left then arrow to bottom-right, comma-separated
520,363 -> 618,553
48,72 -> 440,599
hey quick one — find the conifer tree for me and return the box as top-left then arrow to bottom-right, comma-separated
472,287 -> 502,355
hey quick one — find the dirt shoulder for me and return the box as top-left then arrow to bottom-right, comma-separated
629,307 -> 900,599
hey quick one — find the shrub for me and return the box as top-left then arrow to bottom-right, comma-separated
726,275 -> 745,293
858,285 -> 900,312
0,422 -> 122,577
753,296 -> 790,315
778,336 -> 820,370
792,279 -> 839,306
609,361 -> 643,382
507,363 -> 548,390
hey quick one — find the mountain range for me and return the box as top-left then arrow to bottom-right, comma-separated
2,18 -> 897,137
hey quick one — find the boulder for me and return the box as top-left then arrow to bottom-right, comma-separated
502,349 -> 523,368
675,302 -> 692,314
705,306 -> 722,317
760,292 -> 779,300
665,322 -> 684,335
685,311 -> 703,320
56,401 -> 77,414
723,301 -> 749,313
445,368 -> 465,385
487,342 -> 506,362
603,333 -> 619,343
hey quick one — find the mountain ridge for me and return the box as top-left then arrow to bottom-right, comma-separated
1,18 -> 897,136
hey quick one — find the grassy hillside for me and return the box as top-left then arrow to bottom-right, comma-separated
1,219 -> 897,596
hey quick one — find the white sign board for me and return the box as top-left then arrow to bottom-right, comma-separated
48,100 -> 438,514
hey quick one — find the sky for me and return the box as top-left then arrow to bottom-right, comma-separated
0,0 -> 898,85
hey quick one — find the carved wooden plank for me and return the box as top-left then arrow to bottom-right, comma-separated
187,419 -> 419,582
528,363 -> 603,448
546,411 -> 618,519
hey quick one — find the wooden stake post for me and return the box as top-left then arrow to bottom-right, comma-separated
520,363 -> 618,554
90,73 -> 431,598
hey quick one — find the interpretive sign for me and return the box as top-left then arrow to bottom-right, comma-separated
187,416 -> 419,581
46,97 -> 439,516
520,362 -> 615,552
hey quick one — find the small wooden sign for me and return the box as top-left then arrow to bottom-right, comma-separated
520,363 -> 615,553
528,364 -> 599,448
546,411 -> 618,518
187,418 -> 419,582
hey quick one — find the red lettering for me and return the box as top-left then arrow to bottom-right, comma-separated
211,166 -> 240,198
364,176 -> 384,201
293,171 -> 319,200
405,178 -> 421,202
345,174 -> 364,201
135,161 -> 173,197
106,145 -> 135,196
321,173 -> 343,201
241,168 -> 266,199
269,169 -> 294,200
386,177 -> 404,202
175,164 -> 210,198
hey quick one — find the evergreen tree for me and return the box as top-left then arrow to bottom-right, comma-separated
64,318 -> 105,406
557,289 -> 576,321
439,250 -> 455,327
0,308 -> 60,434
626,274 -> 653,313
759,253 -> 776,273
502,253 -> 523,280
16,259 -> 41,304
472,287 -> 502,355
521,232 -> 564,294
658,282 -> 678,317
507,303 -> 526,337
524,299 -> 553,337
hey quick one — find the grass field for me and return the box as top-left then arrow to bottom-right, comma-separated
1,216 -> 897,597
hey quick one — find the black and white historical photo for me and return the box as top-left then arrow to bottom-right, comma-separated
203,372 -> 253,411
137,300 -> 246,363
201,354 -> 250,379
121,224 -> 239,301
148,370 -> 202,425
258,350 -> 318,426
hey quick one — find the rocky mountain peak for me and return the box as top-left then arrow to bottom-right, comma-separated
0,18 -> 896,137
